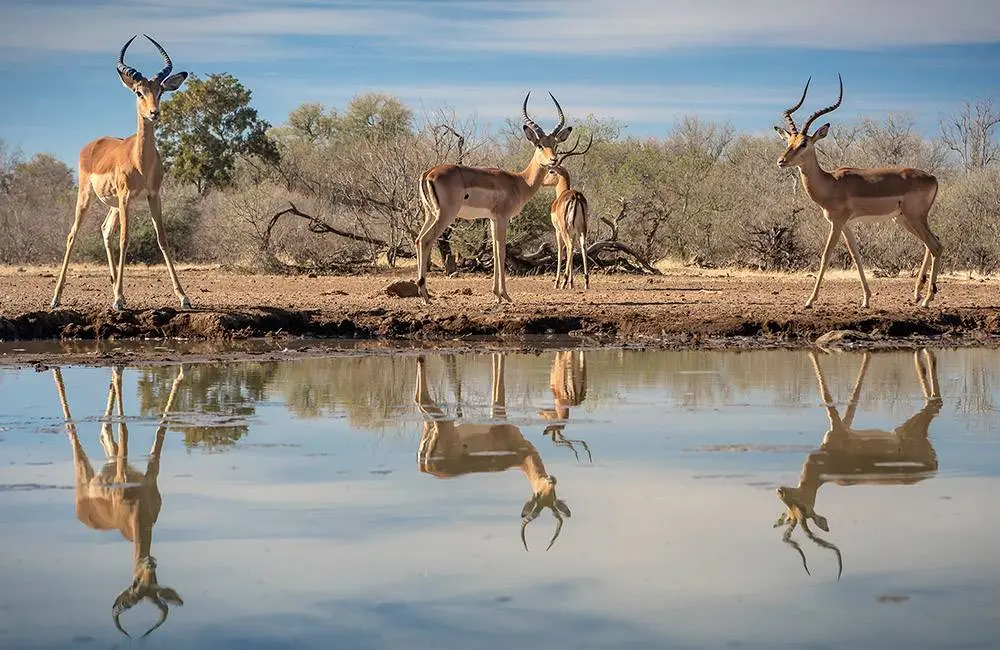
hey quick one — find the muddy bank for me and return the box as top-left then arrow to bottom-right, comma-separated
1,266 -> 998,362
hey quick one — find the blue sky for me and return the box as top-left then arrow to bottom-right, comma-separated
1,0 -> 999,166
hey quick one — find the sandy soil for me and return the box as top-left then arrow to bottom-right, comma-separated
1,264 -> 998,364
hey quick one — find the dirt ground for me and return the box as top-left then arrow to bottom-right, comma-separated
1,264 -> 998,364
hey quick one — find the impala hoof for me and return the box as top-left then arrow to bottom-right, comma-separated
180,296 -> 192,309
112,298 -> 127,312
49,298 -> 60,310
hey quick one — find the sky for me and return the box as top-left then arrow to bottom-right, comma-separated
1,0 -> 999,166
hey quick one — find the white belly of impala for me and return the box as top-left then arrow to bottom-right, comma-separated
457,205 -> 496,220
90,174 -> 148,208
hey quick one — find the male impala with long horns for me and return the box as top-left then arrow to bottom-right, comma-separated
51,35 -> 192,312
415,93 -> 574,304
774,75 -> 942,309
774,349 -> 941,580
414,354 -> 574,550
54,364 -> 186,637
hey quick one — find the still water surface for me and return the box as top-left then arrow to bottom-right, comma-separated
0,347 -> 998,649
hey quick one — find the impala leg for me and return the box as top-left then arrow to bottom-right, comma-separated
805,218 -> 844,309
565,233 -> 575,290
914,248 -> 932,303
53,367 -> 97,490
415,214 -> 448,305
148,194 -> 191,309
99,208 -> 120,287
916,221 -> 942,309
491,218 -> 513,304
896,213 -> 932,303
553,230 -> 563,289
112,193 -> 130,311
51,184 -> 92,309
490,352 -> 507,418
580,232 -> 589,290
840,227 -> 871,308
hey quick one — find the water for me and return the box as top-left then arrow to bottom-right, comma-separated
0,347 -> 998,649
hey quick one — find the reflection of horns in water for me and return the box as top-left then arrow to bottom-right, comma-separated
112,562 -> 184,638
55,364 -> 186,638
774,349 -> 940,581
544,425 -> 592,463
774,513 -> 843,580
520,491 -> 572,552
801,519 -> 843,580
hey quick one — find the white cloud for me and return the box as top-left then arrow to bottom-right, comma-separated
1,0 -> 999,61
249,78 -> 959,135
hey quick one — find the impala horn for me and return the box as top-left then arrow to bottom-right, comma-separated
117,35 -> 144,82
801,73 -> 844,136
781,76 -> 810,135
144,34 -> 173,83
522,92 -> 545,140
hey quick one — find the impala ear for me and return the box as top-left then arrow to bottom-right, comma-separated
554,126 -> 573,143
812,513 -> 830,532
160,71 -> 188,92
774,126 -> 792,139
157,587 -> 184,606
554,499 -> 571,518
118,69 -> 142,91
523,124 -> 540,145
811,123 -> 831,141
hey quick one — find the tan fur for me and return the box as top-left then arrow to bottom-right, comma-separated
414,353 -> 571,549
538,350 -> 591,461
774,350 -> 941,577
51,39 -> 191,312
415,94 -> 574,304
775,77 -> 942,309
54,364 -> 185,636
543,166 -> 590,290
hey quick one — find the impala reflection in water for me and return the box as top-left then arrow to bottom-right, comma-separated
0,347 -> 998,650
54,365 -> 185,638
415,353 -> 588,551
774,349 -> 941,579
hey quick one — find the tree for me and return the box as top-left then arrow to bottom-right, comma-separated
940,97 -> 1000,172
340,93 -> 413,142
0,153 -> 75,263
158,73 -> 279,194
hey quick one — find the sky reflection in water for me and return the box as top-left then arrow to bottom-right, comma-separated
0,347 -> 998,649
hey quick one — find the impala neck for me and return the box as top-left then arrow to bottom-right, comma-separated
794,148 -> 836,204
793,457 -> 824,510
134,111 -> 158,174
518,155 -> 551,195
552,169 -> 571,196
521,447 -> 550,490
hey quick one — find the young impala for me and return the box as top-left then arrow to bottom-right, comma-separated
51,35 -> 191,312
538,350 -> 592,461
53,364 -> 186,637
542,135 -> 593,290
416,93 -> 574,304
774,349 -> 941,579
774,75 -> 942,309
414,353 -> 574,550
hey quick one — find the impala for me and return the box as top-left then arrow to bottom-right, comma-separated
538,350 -> 592,462
774,349 -> 941,579
53,364 -> 186,637
415,92 -> 574,304
414,353 -> 574,550
542,136 -> 593,290
774,75 -> 942,308
51,35 -> 191,312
